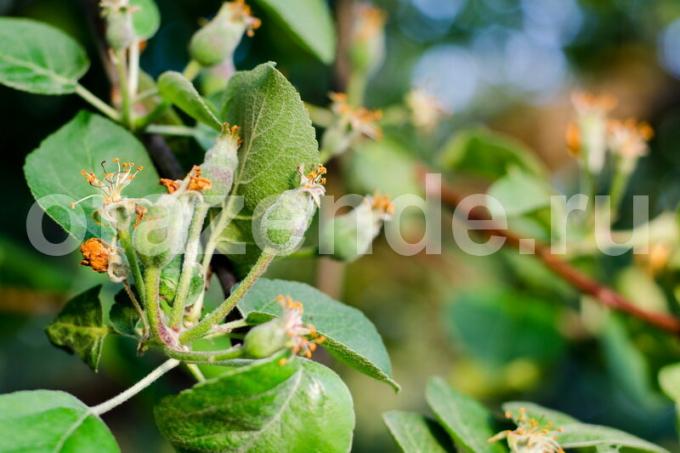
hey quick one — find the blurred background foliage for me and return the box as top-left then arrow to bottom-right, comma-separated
4,0 -> 680,451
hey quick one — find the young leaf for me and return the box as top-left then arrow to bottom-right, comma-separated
439,128 -> 546,181
0,18 -> 89,94
659,363 -> 680,403
237,278 -> 399,391
425,377 -> 504,453
24,111 -> 161,239
157,71 -> 222,130
217,63 -> 319,275
383,410 -> 453,453
45,285 -> 109,371
253,0 -> 336,64
109,288 -> 142,338
486,168 -> 551,217
0,390 -> 119,452
154,355 -> 354,452
503,402 -> 668,453
131,0 -> 160,40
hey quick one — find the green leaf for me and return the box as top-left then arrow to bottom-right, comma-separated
157,71 -> 221,130
237,278 -> 398,391
45,285 -> 109,371
446,289 -> 565,367
24,111 -> 161,239
659,363 -> 680,403
503,402 -> 668,453
440,128 -> 545,181
425,377 -> 504,453
346,139 -> 421,198
217,63 -> 319,275
254,0 -> 336,64
486,168 -> 551,217
109,288 -> 142,338
0,390 -> 119,452
155,355 -> 354,452
383,410 -> 453,453
131,0 -> 160,40
0,18 -> 89,94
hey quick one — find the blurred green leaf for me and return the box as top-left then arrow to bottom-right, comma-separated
157,71 -> 221,129
0,18 -> 89,94
24,111 -> 161,239
440,128 -> 545,181
217,63 -> 319,275
0,390 -> 119,452
45,285 -> 109,371
345,139 -> 421,198
155,355 -> 354,452
487,168 -> 551,217
446,289 -> 565,367
237,278 -> 398,390
425,377 -> 504,453
131,0 -> 160,40
659,363 -> 680,436
254,0 -> 336,64
109,288 -> 142,338
383,410 -> 452,453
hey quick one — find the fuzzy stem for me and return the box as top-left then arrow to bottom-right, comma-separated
181,252 -> 274,344
170,203 -> 209,328
115,48 -> 132,127
144,266 -> 164,342
90,359 -> 180,416
118,229 -> 145,304
128,40 -> 140,100
183,60 -> 202,81
184,363 -> 206,382
123,281 -> 149,335
145,124 -> 198,137
165,346 -> 242,363
203,319 -> 249,339
75,84 -> 120,121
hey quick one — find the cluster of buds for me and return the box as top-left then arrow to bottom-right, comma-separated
189,0 -> 260,84
406,88 -> 449,134
100,0 -> 139,50
489,407 -> 564,453
243,295 -> 325,360
350,4 -> 386,79
319,193 -> 394,262
254,164 -> 327,254
321,92 -> 383,157
566,92 -> 653,176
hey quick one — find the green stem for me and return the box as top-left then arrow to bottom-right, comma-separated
609,160 -> 632,224
128,40 -> 140,100
145,124 -> 198,137
287,246 -> 318,259
75,84 -> 120,121
118,229 -> 145,303
90,358 -> 180,415
180,252 -> 274,344
203,319 -> 249,339
200,196 -> 239,277
123,282 -> 149,335
144,266 -> 164,342
165,346 -> 243,363
184,363 -> 206,382
183,60 -> 202,81
115,48 -> 132,127
170,203 -> 209,328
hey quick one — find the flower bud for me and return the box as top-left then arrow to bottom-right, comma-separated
100,1 -> 136,50
568,91 -> 617,174
200,124 -> 240,206
350,4 -> 386,78
189,0 -> 261,67
321,93 -> 382,157
253,165 -> 326,254
242,318 -> 288,358
319,194 -> 393,262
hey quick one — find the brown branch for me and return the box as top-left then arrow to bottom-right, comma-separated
423,168 -> 680,336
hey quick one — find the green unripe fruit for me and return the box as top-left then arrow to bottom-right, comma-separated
242,319 -> 288,358
254,189 -> 316,254
133,195 -> 193,268
105,10 -> 135,50
189,19 -> 244,67
200,127 -> 240,206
